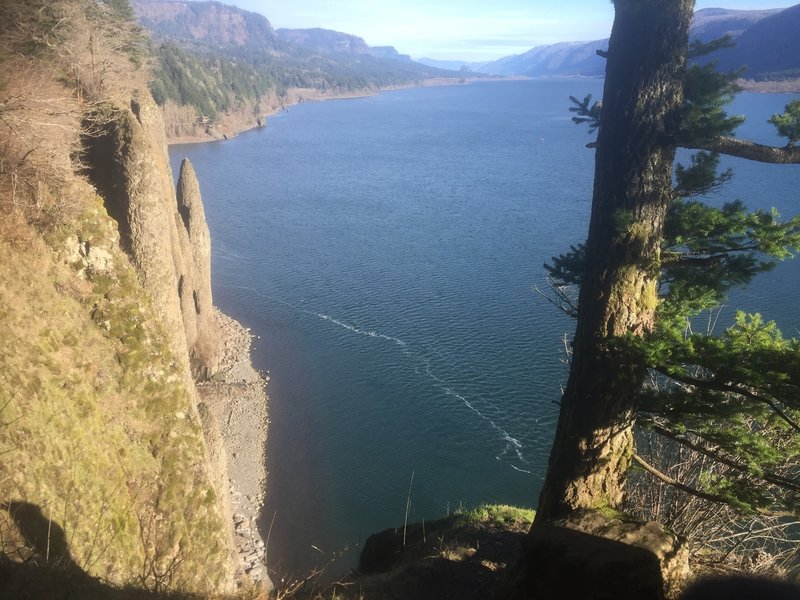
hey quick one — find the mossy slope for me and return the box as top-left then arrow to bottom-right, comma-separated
0,189 -> 230,593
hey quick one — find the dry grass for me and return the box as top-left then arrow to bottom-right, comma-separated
0,0 -> 150,234
627,430 -> 800,581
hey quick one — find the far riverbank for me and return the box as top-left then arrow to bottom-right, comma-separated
165,76 -> 514,145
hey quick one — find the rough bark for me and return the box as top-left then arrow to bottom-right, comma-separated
536,0 -> 695,521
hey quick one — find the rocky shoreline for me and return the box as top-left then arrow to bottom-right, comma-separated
198,308 -> 272,588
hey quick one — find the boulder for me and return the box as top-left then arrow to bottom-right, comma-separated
507,509 -> 689,600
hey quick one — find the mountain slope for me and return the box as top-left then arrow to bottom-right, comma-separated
276,27 -> 370,55
710,4 -> 800,79
134,0 -> 278,49
690,7 -> 782,42
478,5 -> 794,78
479,40 -> 606,77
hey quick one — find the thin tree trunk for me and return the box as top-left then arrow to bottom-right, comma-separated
535,0 -> 695,522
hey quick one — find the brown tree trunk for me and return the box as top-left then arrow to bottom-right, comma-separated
535,0 -> 695,522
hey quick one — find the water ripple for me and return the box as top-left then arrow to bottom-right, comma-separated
218,283 -> 533,474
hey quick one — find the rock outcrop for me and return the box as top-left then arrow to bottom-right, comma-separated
0,1 -> 241,594
176,158 -> 220,379
507,509 -> 689,600
82,91 -> 220,381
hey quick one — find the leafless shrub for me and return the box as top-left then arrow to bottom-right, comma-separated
134,484 -> 187,594
627,428 -> 800,578
162,101 -> 202,139
0,0 -> 150,234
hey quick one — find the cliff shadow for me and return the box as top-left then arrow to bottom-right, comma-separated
80,106 -> 134,256
0,501 -> 196,600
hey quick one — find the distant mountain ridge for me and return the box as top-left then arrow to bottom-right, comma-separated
417,58 -> 490,72
134,0 -> 278,49
709,4 -> 800,80
133,0 -> 442,67
690,7 -> 782,42
473,5 -> 799,80
275,27 -> 371,55
131,0 -> 462,138
479,40 -> 605,78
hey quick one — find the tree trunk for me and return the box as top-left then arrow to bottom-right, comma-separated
535,0 -> 695,522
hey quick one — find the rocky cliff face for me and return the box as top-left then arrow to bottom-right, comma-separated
82,92 -> 221,382
176,158 -> 220,380
0,0 -> 237,586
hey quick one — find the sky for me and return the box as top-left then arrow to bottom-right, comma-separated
227,1 -> 798,62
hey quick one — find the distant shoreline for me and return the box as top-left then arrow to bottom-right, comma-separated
166,76 -> 515,146
166,75 -> 799,147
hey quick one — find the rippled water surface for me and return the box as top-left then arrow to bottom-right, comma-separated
170,80 -> 799,578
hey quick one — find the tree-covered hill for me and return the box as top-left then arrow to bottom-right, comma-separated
131,0 -> 460,135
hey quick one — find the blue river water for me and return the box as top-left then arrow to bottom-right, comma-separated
169,80 -> 799,579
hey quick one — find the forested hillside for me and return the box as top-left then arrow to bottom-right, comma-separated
131,0 -> 459,139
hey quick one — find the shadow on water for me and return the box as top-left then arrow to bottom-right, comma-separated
0,501 -> 198,600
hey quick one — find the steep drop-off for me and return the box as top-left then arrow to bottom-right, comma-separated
0,0 -> 245,595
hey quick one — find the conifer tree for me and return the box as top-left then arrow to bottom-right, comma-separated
511,2 -> 800,595
546,33 -> 800,518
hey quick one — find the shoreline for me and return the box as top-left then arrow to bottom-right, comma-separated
167,74 -> 799,146
166,76 -> 511,146
198,308 -> 272,588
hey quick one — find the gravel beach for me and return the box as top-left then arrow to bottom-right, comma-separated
198,308 -> 271,587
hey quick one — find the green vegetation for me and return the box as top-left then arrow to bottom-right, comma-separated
137,0 -> 456,130
149,42 -> 276,117
0,194 -> 230,593
538,2 -> 800,577
459,504 -> 535,526
0,0 -> 231,594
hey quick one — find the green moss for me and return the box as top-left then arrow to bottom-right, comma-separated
459,504 -> 536,526
595,504 -> 623,520
0,200 -> 229,593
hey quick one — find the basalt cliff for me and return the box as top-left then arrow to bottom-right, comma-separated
0,0 -> 255,595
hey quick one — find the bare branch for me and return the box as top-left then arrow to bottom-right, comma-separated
533,277 -> 579,317
632,453 -> 732,504
684,137 -> 800,164
648,421 -> 800,492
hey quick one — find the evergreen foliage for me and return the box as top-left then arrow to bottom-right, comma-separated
568,94 -> 602,133
138,1 -> 456,119
769,100 -> 800,146
547,38 -> 800,515
149,42 -> 274,116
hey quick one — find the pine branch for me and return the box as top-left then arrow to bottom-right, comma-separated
653,367 -> 800,433
684,137 -> 800,164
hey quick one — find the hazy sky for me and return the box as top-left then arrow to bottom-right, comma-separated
227,1 -> 797,61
